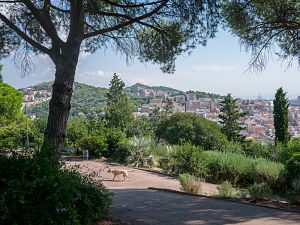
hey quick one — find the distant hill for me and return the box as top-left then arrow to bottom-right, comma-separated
126,83 -> 183,95
25,81 -> 223,119
186,90 -> 223,101
26,82 -> 108,118
27,81 -> 53,91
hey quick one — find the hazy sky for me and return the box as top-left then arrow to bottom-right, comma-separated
1,30 -> 300,99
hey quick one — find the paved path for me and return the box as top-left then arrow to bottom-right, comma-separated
68,161 -> 300,225
110,189 -> 300,225
68,160 -> 218,195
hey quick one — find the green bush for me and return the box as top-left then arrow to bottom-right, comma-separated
284,138 -> 300,162
0,153 -> 111,225
151,143 -> 174,168
163,143 -> 208,178
220,141 -> 244,154
127,136 -> 154,167
247,183 -> 273,199
241,140 -> 285,162
253,158 -> 285,188
285,152 -> 300,184
202,151 -> 284,188
156,113 -> 228,150
178,173 -> 202,195
202,151 -> 253,185
291,178 -> 300,204
217,181 -> 236,198
106,128 -> 130,162
79,135 -> 108,157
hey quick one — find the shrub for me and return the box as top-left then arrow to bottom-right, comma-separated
178,173 -> 202,195
127,136 -> 154,167
291,178 -> 300,204
241,140 -> 285,162
0,153 -> 111,225
156,113 -> 228,150
202,151 -> 253,186
202,151 -> 284,188
66,117 -> 89,147
217,181 -> 236,198
283,138 -> 300,162
220,141 -> 243,154
285,152 -> 300,184
151,144 -> 174,168
106,128 -> 130,162
79,135 -> 108,158
164,143 -> 208,178
247,183 -> 273,199
253,158 -> 285,188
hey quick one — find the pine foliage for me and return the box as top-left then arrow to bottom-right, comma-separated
219,94 -> 246,142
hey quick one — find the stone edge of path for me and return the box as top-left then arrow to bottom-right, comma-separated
148,187 -> 300,214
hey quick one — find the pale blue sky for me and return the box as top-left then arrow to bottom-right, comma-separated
1,30 -> 300,99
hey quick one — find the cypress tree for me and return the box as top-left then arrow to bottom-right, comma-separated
273,87 -> 289,144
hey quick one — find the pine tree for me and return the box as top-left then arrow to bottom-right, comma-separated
0,64 -> 3,82
163,98 -> 174,117
149,106 -> 162,130
105,74 -> 133,131
219,94 -> 246,142
273,87 -> 289,145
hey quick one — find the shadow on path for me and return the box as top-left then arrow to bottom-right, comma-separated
109,189 -> 300,225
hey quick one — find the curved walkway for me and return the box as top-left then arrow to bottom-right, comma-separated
69,161 -> 300,225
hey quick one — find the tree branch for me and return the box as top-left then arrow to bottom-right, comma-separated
84,0 -> 167,39
21,0 -> 64,46
103,0 -> 165,8
0,12 -> 50,54
85,10 -> 164,33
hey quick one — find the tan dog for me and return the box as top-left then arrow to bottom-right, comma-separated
107,168 -> 131,181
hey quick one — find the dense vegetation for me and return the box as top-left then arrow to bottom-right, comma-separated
0,153 -> 111,225
125,83 -> 183,96
26,82 -> 108,119
156,113 -> 228,150
0,83 -> 112,224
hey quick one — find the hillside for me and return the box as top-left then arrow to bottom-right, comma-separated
26,82 -> 108,118
25,82 -> 223,119
125,83 -> 183,95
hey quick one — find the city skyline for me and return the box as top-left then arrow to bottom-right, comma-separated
1,30 -> 300,98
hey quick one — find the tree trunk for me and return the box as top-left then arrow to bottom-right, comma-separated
41,46 -> 80,163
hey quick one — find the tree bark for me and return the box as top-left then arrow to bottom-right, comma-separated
42,45 -> 81,163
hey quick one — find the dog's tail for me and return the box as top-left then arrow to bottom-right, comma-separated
127,170 -> 134,172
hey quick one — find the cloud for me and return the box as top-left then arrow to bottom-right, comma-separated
79,52 -> 91,59
191,64 -> 238,72
76,70 -> 114,87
